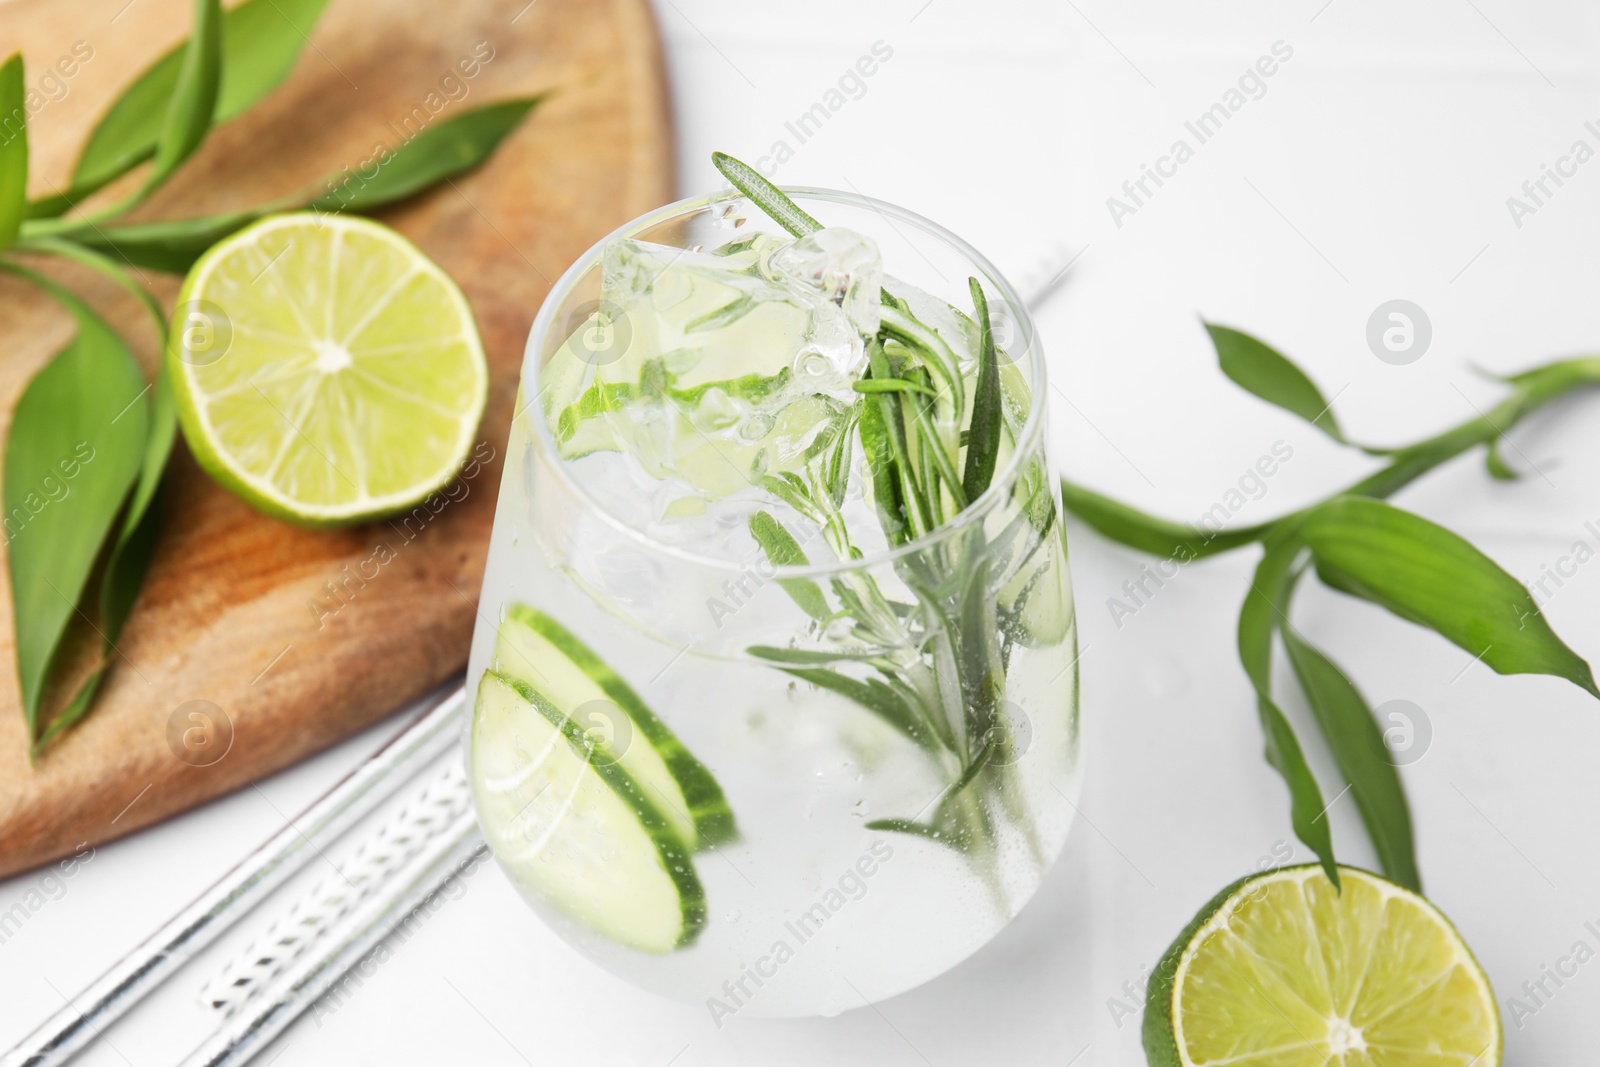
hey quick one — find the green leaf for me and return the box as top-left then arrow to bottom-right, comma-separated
74,209 -> 262,273
866,338 -> 928,538
31,666 -> 109,754
21,187 -> 82,222
101,473 -> 164,639
1206,323 -> 1344,443
871,743 -> 998,849
747,510 -> 831,623
1300,496 -> 1599,697
937,733 -> 999,805
1239,537 -> 1340,888
212,0 -> 329,120
711,151 -> 821,238
823,410 -> 855,508
756,472 -> 821,524
2,268 -> 150,743
1060,478 -> 1264,560
1282,627 -> 1420,892
35,396 -> 168,758
103,363 -> 175,632
747,646 -> 877,665
858,386 -> 906,545
780,668 -> 933,750
14,240 -> 173,753
852,378 -> 937,398
954,557 -> 1006,751
309,96 -> 547,213
879,306 -> 964,422
904,365 -> 966,512
0,54 -> 26,249
63,0 -> 330,204
961,278 -> 1003,502
148,0 -> 224,187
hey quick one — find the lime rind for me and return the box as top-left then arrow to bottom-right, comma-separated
168,212 -> 487,526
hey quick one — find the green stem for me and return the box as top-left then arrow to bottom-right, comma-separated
1343,358 -> 1600,500
868,340 -> 932,537
1068,358 -> 1600,556
20,192 -> 151,241
880,305 -> 964,440
10,237 -> 169,341
908,382 -> 968,515
854,378 -> 938,398
19,184 -> 304,244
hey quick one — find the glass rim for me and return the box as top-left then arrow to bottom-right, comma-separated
522,186 -> 1050,580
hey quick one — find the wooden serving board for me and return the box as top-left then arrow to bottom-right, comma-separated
0,0 -> 674,878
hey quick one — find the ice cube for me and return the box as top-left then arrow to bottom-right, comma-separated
595,233 -> 865,394
537,233 -> 876,504
769,227 -> 883,338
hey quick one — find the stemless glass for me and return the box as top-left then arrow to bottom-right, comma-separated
465,188 -> 1080,1019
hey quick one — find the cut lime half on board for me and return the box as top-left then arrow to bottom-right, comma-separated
168,213 -> 487,526
1145,865 -> 1500,1067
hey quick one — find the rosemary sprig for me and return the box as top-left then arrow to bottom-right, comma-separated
713,152 -> 1053,885
711,152 -> 821,237
962,277 -> 1003,500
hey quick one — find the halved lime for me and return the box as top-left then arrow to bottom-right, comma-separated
1146,865 -> 1500,1067
168,213 -> 488,526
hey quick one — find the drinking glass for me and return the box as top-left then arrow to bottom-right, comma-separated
466,187 -> 1080,1019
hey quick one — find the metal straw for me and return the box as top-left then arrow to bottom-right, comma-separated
199,760 -> 477,1014
177,802 -> 487,1067
2,681 -> 467,1067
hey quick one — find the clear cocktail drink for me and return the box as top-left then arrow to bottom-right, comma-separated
466,185 -> 1080,1018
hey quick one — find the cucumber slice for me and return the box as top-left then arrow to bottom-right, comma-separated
472,671 -> 707,954
493,605 -> 737,849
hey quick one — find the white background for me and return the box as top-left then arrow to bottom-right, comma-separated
5,0 -> 1600,1062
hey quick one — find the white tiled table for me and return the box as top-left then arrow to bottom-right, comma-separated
5,1 -> 1599,1061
